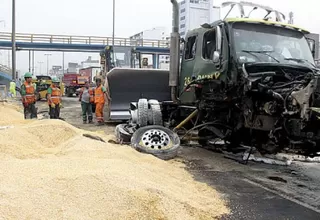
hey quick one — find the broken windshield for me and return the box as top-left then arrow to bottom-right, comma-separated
232,23 -> 315,68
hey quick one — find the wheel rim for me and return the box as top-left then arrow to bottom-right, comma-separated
140,129 -> 172,150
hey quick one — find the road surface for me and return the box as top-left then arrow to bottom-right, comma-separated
39,97 -> 320,219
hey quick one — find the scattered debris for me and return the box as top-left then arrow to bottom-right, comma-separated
268,176 -> 287,183
272,153 -> 320,163
0,126 -> 13,130
83,133 -> 105,143
107,139 -> 118,144
244,152 -> 293,166
223,149 -> 293,166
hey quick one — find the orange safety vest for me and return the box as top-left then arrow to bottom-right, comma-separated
81,87 -> 95,103
94,86 -> 105,104
23,81 -> 35,104
48,85 -> 61,105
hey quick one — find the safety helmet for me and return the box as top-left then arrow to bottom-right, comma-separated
24,72 -> 32,78
52,77 -> 60,83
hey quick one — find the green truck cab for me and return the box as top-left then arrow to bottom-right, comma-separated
179,17 -> 317,104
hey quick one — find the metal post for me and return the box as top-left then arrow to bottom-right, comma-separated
28,50 -> 31,72
12,0 -> 16,80
44,54 -> 52,76
8,51 -> 10,68
62,52 -> 65,74
47,55 -> 49,75
112,0 -> 115,63
38,61 -> 43,74
32,50 -> 35,74
112,0 -> 115,46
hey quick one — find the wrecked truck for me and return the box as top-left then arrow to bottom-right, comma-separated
111,1 -> 320,159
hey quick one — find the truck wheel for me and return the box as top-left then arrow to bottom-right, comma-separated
115,124 -> 136,144
148,99 -> 163,125
66,88 -> 73,97
131,125 -> 180,160
137,99 -> 148,127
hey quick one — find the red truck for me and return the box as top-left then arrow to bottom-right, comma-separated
79,67 -> 100,83
62,73 -> 89,97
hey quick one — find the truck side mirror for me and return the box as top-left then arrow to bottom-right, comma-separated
213,51 -> 220,63
216,26 -> 222,53
213,26 -> 222,64
180,38 -> 185,51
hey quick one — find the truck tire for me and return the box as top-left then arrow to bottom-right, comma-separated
137,99 -> 148,127
148,99 -> 163,125
131,125 -> 180,160
66,88 -> 73,97
115,124 -> 134,144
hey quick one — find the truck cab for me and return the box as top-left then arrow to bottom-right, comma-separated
179,4 -> 318,104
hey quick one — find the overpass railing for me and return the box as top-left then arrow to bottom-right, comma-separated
0,64 -> 11,75
0,32 -> 170,48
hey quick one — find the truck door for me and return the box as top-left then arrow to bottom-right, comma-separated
179,34 -> 198,103
193,26 -> 222,79
193,25 -> 228,82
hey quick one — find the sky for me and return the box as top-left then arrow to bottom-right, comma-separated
0,0 -> 319,74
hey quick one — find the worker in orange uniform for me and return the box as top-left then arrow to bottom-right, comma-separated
94,78 -> 110,125
47,77 -> 62,119
79,81 -> 95,124
20,72 -> 37,119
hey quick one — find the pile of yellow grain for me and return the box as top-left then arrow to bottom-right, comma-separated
0,102 -> 25,125
0,104 -> 229,219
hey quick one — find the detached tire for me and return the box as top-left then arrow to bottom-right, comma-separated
148,99 -> 163,125
131,125 -> 180,160
115,124 -> 134,144
137,99 -> 148,127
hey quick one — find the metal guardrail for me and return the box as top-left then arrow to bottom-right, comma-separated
0,64 -> 11,75
0,32 -> 170,48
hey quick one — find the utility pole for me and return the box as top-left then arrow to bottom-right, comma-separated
12,0 -> 16,80
62,52 -> 65,74
28,50 -> 31,72
44,54 -> 52,76
112,0 -> 115,63
62,39 -> 65,75
32,51 -> 35,74
38,61 -> 43,75
8,51 -> 10,68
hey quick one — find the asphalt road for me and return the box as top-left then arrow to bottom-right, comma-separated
50,97 -> 320,219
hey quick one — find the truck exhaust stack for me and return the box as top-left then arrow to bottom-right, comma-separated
169,0 -> 180,102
